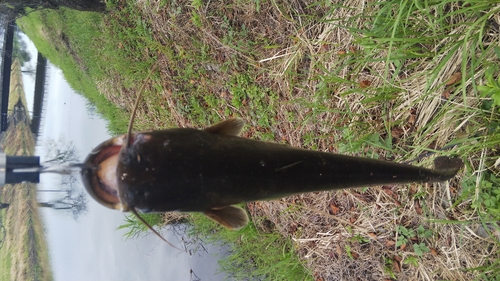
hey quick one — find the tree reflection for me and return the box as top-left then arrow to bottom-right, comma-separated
38,137 -> 88,219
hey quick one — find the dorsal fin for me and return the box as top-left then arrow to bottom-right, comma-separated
204,118 -> 245,136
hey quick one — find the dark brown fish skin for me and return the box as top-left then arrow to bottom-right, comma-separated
115,128 -> 462,213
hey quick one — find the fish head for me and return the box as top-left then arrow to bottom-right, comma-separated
81,134 -> 130,211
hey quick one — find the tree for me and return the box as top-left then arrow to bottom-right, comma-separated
43,137 -> 80,165
37,137 -> 88,219
0,0 -> 106,20
37,195 -> 88,219
38,176 -> 88,219
13,30 -> 31,67
0,202 -> 9,210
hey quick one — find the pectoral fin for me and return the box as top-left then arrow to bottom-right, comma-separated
204,205 -> 249,230
204,118 -> 245,136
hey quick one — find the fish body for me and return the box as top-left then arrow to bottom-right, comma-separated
81,119 -> 462,229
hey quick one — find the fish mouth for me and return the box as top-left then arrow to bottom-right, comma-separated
81,134 -> 129,211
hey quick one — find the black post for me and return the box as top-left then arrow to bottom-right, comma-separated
0,153 -> 40,185
30,52 -> 47,135
1,21 -> 14,132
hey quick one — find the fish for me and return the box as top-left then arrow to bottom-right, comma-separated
81,118 -> 463,230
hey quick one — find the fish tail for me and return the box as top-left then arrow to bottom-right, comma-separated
432,156 -> 463,181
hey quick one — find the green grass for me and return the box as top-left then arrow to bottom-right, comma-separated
118,213 -> 166,239
16,0 -> 500,279
188,213 -> 313,281
16,8 -> 130,134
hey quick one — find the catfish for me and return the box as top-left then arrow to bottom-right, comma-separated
81,118 -> 462,230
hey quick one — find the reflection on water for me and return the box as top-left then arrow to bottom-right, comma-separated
32,63 -> 229,281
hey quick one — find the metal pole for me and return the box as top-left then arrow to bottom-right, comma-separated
0,153 -> 41,185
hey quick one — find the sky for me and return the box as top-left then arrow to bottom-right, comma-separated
17,31 -> 228,281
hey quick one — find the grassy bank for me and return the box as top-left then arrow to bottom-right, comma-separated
17,0 -> 500,280
0,61 -> 52,281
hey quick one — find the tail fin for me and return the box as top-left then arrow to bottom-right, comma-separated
433,156 -> 463,180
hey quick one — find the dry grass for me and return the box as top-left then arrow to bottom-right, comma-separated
2,182 -> 50,281
1,137 -> 52,281
59,0 -> 500,279
247,182 -> 499,280
3,61 -> 35,155
0,60 -> 52,281
163,212 -> 189,225
124,1 -> 499,279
